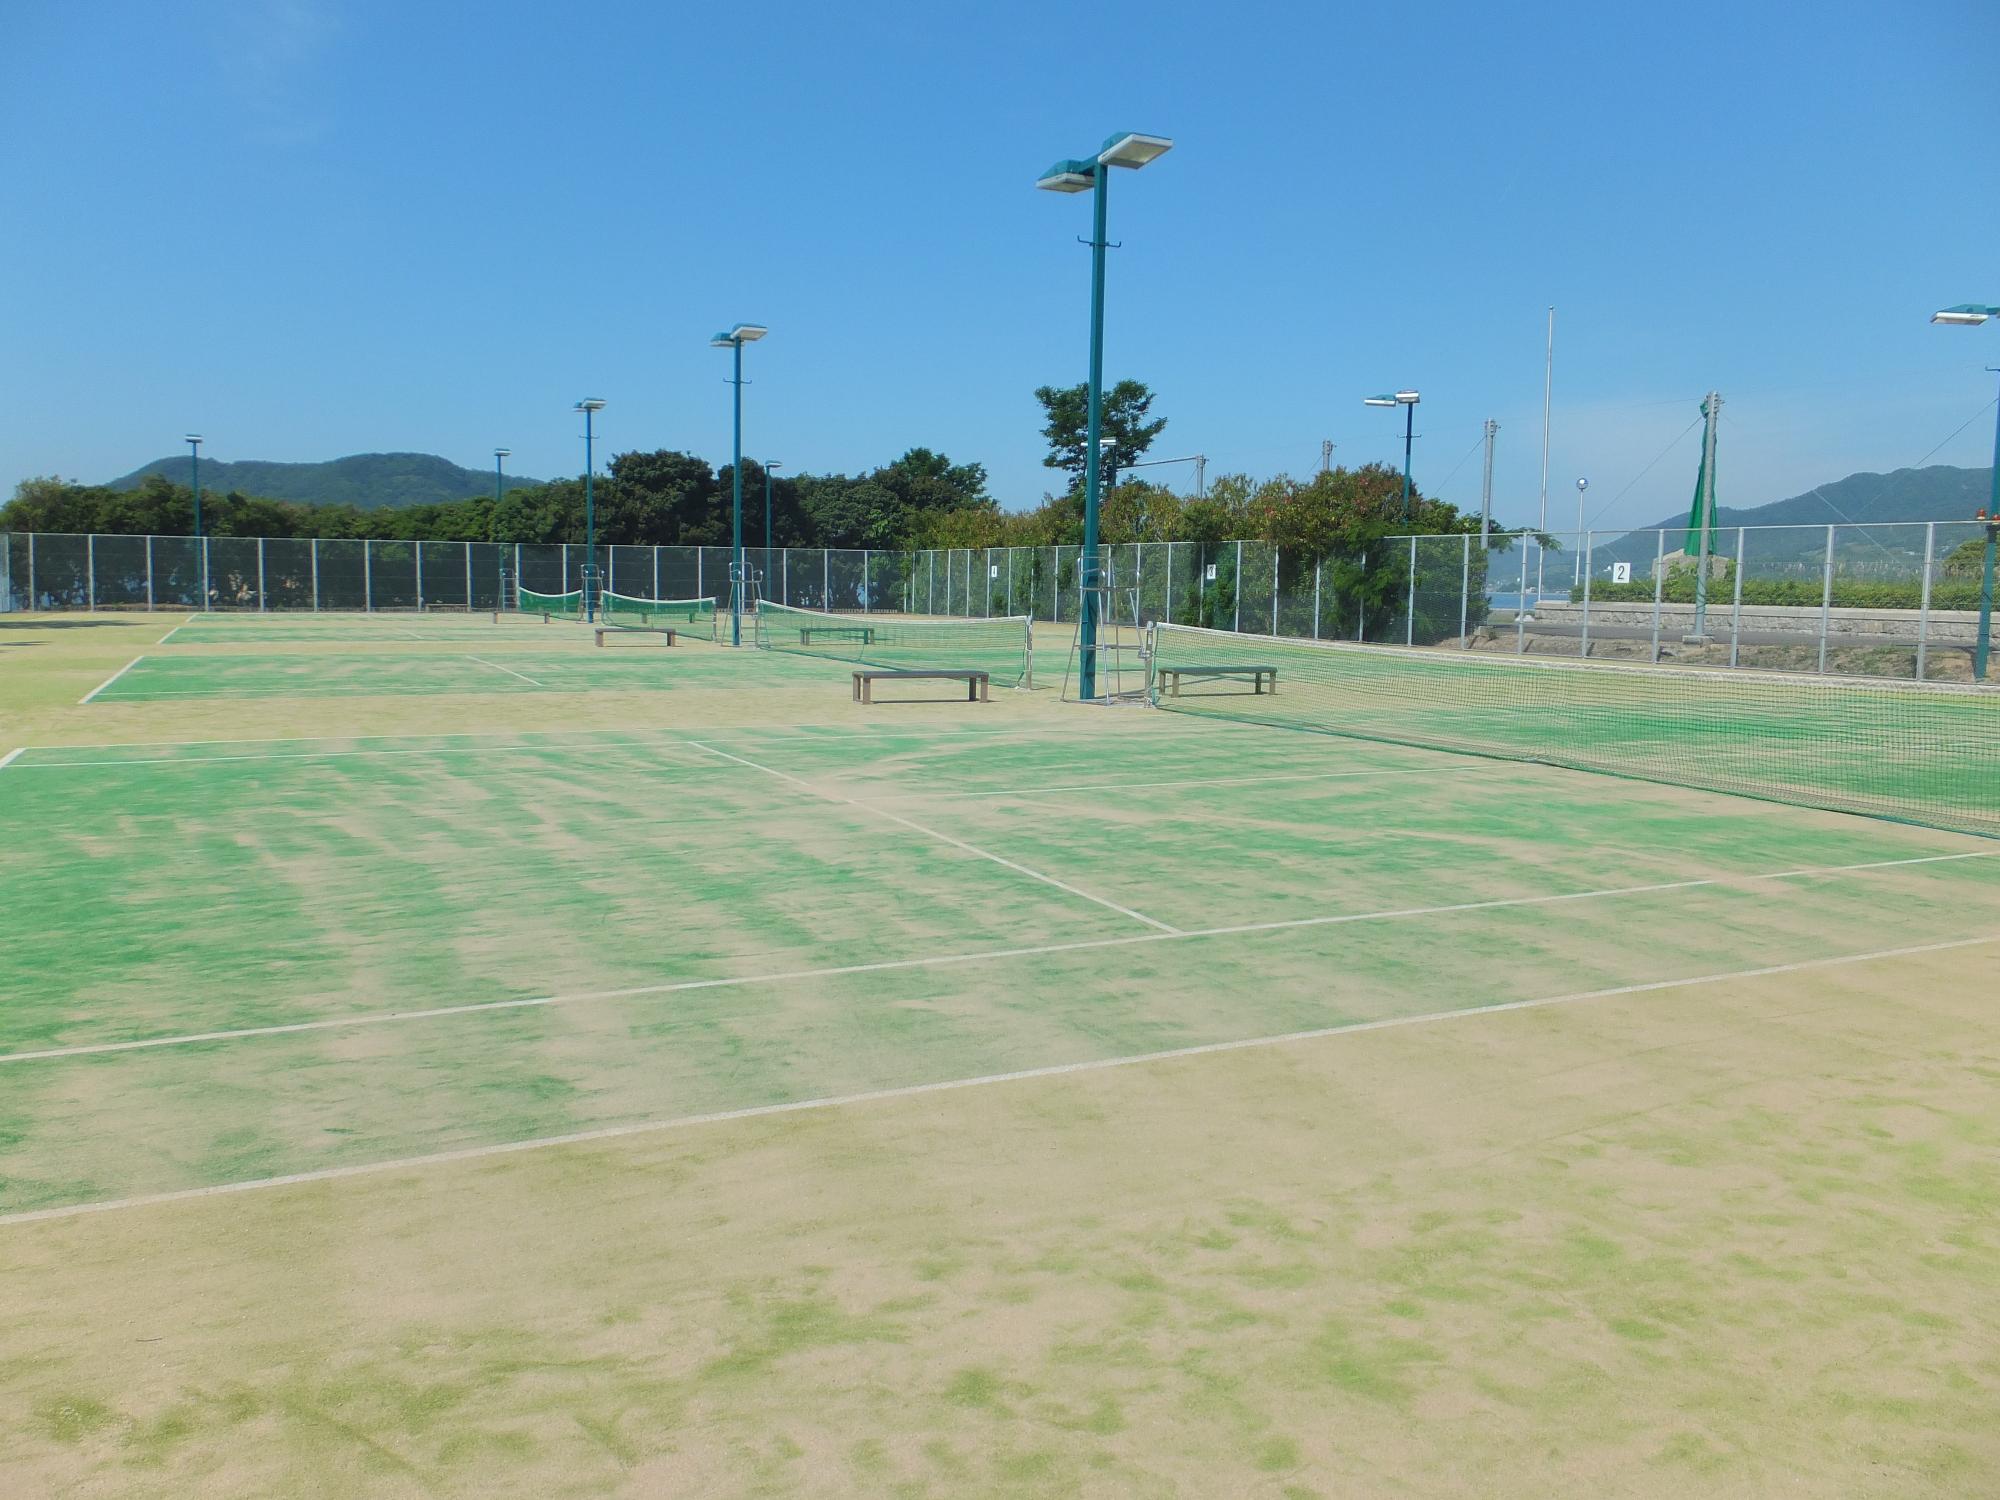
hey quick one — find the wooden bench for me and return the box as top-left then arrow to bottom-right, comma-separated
1157,664 -> 1278,696
853,669 -> 989,704
801,625 -> 876,645
594,626 -> 677,647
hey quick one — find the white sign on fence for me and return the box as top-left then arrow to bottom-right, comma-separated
1205,564 -> 1218,581
1611,562 -> 1632,584
989,564 -> 998,579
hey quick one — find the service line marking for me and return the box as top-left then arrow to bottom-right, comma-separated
155,615 -> 197,644
6,848 -> 1994,1068
78,657 -> 144,705
690,740 -> 1181,933
0,748 -> 24,771
5,931 -> 1993,1229
895,764 -> 1475,800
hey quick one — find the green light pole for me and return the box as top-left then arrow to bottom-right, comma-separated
186,434 -> 203,537
1037,131 -> 1174,700
574,400 -> 605,621
710,324 -> 768,646
1363,391 -> 1421,526
494,447 -> 509,507
1930,304 -> 2000,682
765,460 -> 782,555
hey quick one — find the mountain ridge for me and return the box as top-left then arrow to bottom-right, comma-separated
107,452 -> 543,510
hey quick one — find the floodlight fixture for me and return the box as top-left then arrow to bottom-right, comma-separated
1097,132 -> 1174,169
1036,160 -> 1096,193
1931,304 -> 1997,326
1363,394 -> 1398,407
1929,301 -> 2000,679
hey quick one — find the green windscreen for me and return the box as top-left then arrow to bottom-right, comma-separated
518,586 -> 582,618
601,592 -> 718,639
1149,623 -> 2000,839
756,603 -> 1034,688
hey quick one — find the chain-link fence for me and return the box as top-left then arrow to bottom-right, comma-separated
5,525 -> 1991,681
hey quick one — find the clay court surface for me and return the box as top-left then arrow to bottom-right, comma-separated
2,609 -> 1997,1498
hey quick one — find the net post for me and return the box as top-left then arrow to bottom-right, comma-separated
1580,530 -> 1593,658
1729,526 -> 1746,667
145,534 -> 154,611
1024,616 -> 1034,690
1405,534 -> 1416,646
1458,532 -> 1469,647
1916,521 -> 1935,681
1816,524 -> 1835,674
1650,530 -> 1665,661
86,533 -> 94,611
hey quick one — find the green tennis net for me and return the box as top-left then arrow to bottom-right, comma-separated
756,603 -> 1034,687
1149,623 -> 2000,839
601,591 -> 718,639
517,586 -> 582,618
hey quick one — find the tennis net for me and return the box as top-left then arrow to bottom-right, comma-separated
1149,623 -> 2000,839
756,602 -> 1034,687
601,591 -> 718,639
517,586 -> 582,618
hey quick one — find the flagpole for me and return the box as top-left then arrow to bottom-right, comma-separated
1690,391 -> 1720,642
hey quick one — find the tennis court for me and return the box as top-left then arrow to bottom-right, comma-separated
3,608 -> 1998,1498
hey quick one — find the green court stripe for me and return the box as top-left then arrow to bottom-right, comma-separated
5,847 -> 1990,1067
6,932 -> 1993,1229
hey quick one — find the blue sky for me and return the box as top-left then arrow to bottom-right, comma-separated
2,0 -> 1996,532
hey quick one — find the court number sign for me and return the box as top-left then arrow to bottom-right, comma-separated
1611,562 -> 1632,584
1205,564 -> 1218,581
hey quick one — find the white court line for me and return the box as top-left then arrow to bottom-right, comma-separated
5,931 -> 1992,1229
691,740 -> 1182,934
453,655 -> 545,687
78,657 -> 145,705
155,614 -> 197,644
8,847 -> 1993,1067
0,748 -> 24,771
4,740 -> 710,771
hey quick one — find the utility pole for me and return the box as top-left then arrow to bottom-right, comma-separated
1479,419 -> 1497,546
1319,439 -> 1333,475
1538,306 -> 1554,597
1194,454 -> 1207,498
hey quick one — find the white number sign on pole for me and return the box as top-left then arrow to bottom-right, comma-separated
1611,562 -> 1632,584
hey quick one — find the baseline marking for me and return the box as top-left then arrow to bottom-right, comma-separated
6,847 -> 1992,1066
901,765 -> 1475,800
78,657 -> 144,705
5,932 -> 1991,1229
0,748 -> 24,771
690,740 -> 1181,934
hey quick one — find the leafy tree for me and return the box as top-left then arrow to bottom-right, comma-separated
1034,379 -> 1166,488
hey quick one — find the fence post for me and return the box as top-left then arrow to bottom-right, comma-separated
364,539 -> 373,611
1916,522 -> 1935,681
1817,524 -> 1836,674
782,551 -> 789,606
1516,537 -> 1529,654
1403,535 -> 1416,645
652,546 -> 661,599
312,539 -> 320,611
1358,549 -> 1368,641
863,551 -> 871,612
562,543 -> 570,596
412,540 -> 421,611
1458,533 -> 1469,646
465,541 -> 473,609
146,534 -> 154,611
515,545 -> 523,607
258,536 -> 267,611
1313,557 -> 1322,640
26,533 -> 34,610
1234,540 -> 1243,632
1729,527 -> 1746,667
1270,547 -> 1280,634
1650,530 -> 1666,661
696,546 -> 703,601
1580,531 -> 1593,658
86,534 -> 94,611
825,550 -> 831,607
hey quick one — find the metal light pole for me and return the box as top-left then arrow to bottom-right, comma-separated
1363,391 -> 1421,525
186,434 -> 203,537
1539,306 -> 1554,598
574,400 -> 605,621
1572,477 -> 1589,586
765,460 -> 782,554
1479,420 -> 1498,546
710,324 -> 768,646
1928,304 -> 2000,681
1037,131 -> 1174,701
494,447 -> 509,506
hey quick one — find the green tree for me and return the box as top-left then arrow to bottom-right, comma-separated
1034,379 -> 1167,489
